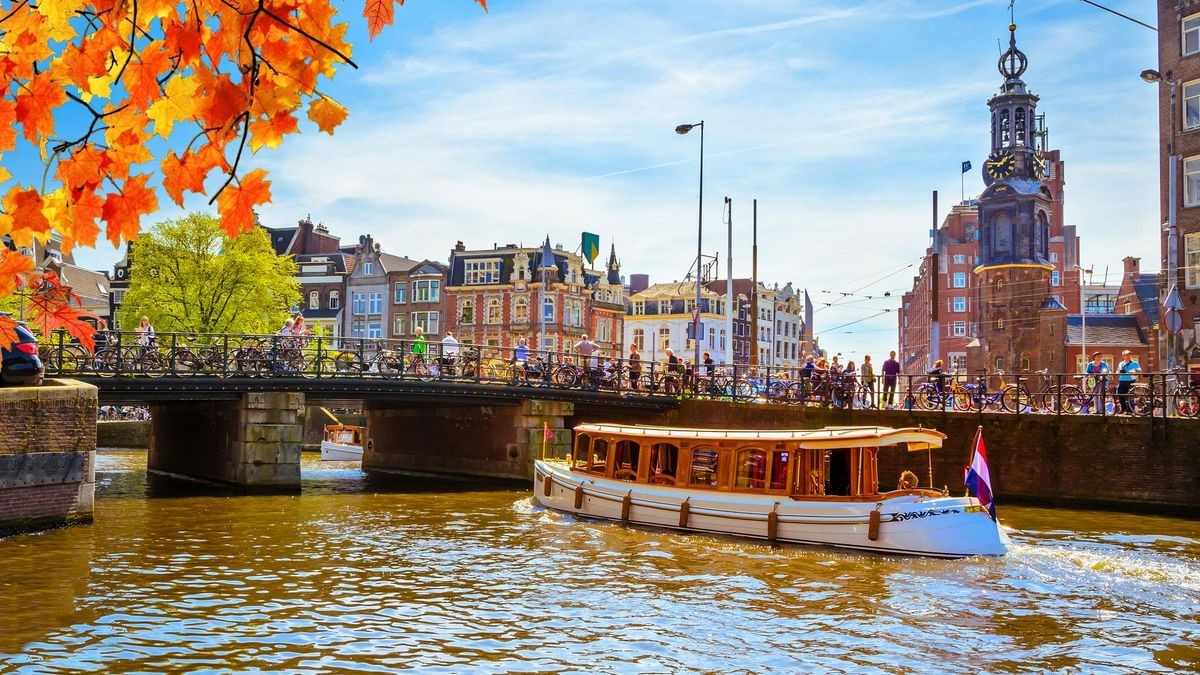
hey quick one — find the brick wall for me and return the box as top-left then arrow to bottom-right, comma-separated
0,379 -> 97,535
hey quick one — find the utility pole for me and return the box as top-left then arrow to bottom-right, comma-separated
751,199 -> 759,368
726,197 -> 733,366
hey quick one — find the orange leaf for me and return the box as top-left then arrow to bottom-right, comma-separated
27,282 -> 98,353
15,72 -> 67,144
56,144 -> 108,192
248,111 -> 299,152
0,98 -> 17,153
0,249 -> 35,296
161,149 -> 213,206
216,168 -> 272,238
364,0 -> 395,40
101,174 -> 158,247
0,316 -> 20,352
4,187 -> 52,246
308,97 -> 349,135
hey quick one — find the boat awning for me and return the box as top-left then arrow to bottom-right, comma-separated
572,423 -> 946,449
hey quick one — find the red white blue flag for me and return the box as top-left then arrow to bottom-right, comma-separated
964,426 -> 995,520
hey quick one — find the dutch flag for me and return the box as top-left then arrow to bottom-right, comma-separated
964,426 -> 996,520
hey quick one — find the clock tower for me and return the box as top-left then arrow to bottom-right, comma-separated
969,23 -> 1065,376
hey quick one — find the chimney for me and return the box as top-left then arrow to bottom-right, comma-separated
454,241 -> 465,252
1122,256 -> 1140,277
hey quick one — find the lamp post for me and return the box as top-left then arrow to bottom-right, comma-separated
676,121 -> 704,373
1142,68 -> 1180,369
1073,264 -> 1092,370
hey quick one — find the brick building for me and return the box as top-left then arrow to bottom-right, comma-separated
1155,2 -> 1200,368
900,23 -> 1081,376
444,238 -> 625,356
388,259 -> 449,343
343,235 -> 420,341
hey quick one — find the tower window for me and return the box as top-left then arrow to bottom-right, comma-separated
1185,157 -> 1200,207
1015,108 -> 1026,145
1184,14 -> 1200,56
952,272 -> 966,288
999,109 -> 1011,147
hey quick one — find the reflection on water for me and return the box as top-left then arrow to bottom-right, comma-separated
0,450 -> 1197,672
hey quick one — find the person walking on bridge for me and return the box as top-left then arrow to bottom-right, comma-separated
881,351 -> 901,408
860,355 -> 876,408
412,327 -> 427,363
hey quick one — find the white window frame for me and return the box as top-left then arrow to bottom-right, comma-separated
1185,14 -> 1200,56
329,291 -> 340,310
367,292 -> 384,314
465,259 -> 501,285
413,280 -> 440,303
658,300 -> 671,314
412,311 -> 439,335
308,290 -> 319,310
1051,271 -> 1060,287
952,272 -> 966,288
392,313 -> 406,336
367,322 -> 383,339
1185,80 -> 1200,131
514,296 -> 529,323
352,292 -> 367,315
485,297 -> 502,325
543,296 -> 555,322
362,262 -> 374,276
632,328 -> 645,350
459,298 -> 475,325
657,326 -> 670,351
952,254 -> 965,264
952,321 -> 966,337
394,282 -> 408,304
1050,252 -> 1059,262
1186,156 -> 1200,207
952,296 -> 967,313
1186,232 -> 1200,289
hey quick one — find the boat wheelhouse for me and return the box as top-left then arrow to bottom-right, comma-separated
532,423 -> 1009,558
320,424 -> 364,461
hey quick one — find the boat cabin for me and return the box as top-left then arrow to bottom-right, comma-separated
568,424 -> 946,499
324,425 -> 363,446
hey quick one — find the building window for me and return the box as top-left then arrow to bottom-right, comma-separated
486,298 -> 501,324
393,313 -> 406,336
996,318 -> 1005,330
1051,270 -> 1060,286
571,299 -> 582,327
1021,354 -> 1032,372
1187,233 -> 1200,289
368,292 -> 383,314
352,292 -> 367,315
953,321 -> 966,337
598,319 -> 610,342
952,254 -> 965,264
543,296 -> 555,322
658,326 -> 670,352
952,272 -> 966,288
351,319 -> 365,338
1186,14 -> 1200,56
658,300 -> 671,315
633,328 -> 645,350
1185,157 -> 1200,207
394,282 -> 408,304
367,322 -> 382,339
949,353 -> 967,373
514,296 -> 528,323
308,290 -> 319,310
459,298 -> 475,325
412,311 -> 439,335
952,296 -> 967,313
362,262 -> 374,276
329,291 -> 340,310
465,260 -> 501,285
632,301 -> 645,315
1050,252 -> 1059,262
413,280 -> 440,303
995,356 -> 1005,372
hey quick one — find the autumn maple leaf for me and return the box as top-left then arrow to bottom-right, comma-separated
0,250 -> 35,297
367,0 -> 487,40
102,174 -> 159,247
248,111 -> 300,152
308,97 -> 349,134
216,169 -> 272,238
15,72 -> 67,144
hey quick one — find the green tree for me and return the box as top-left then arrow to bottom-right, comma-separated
118,213 -> 299,336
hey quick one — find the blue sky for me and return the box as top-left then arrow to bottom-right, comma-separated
57,0 -> 1159,359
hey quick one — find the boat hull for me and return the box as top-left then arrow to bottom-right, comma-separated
533,460 -> 1009,558
320,441 -> 363,461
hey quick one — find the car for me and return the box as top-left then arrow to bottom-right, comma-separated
1,313 -> 44,386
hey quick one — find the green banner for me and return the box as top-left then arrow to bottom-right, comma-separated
582,232 -> 600,265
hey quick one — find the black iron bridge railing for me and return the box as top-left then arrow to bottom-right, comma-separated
35,330 -> 1200,417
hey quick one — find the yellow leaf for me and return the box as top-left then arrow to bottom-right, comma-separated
36,0 -> 82,42
308,97 -> 349,135
146,75 -> 200,139
87,72 -> 116,100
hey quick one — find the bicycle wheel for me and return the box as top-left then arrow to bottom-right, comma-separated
1177,387 -> 1200,418
1001,385 -> 1031,413
1057,384 -> 1085,414
1129,384 -> 1153,417
915,384 -> 940,410
552,366 -> 578,387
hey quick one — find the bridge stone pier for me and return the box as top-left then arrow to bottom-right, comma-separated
149,392 -> 305,492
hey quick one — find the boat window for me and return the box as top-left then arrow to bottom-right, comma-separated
573,433 -> 590,468
689,447 -> 719,487
590,438 -> 609,474
734,448 -> 767,489
614,440 -> 640,481
648,443 -> 678,485
824,449 -> 851,496
769,451 -> 790,491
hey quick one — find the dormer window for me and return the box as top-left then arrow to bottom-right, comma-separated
362,262 -> 374,276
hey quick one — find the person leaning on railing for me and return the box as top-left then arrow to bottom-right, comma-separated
1116,350 -> 1141,415
627,344 -> 642,391
1083,351 -> 1109,414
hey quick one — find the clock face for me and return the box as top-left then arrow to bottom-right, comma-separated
984,150 -> 1015,181
1032,150 -> 1047,179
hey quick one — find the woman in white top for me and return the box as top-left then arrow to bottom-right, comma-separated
135,316 -> 155,347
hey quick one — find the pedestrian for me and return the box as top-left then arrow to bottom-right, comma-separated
860,354 -> 876,408
1084,351 -> 1109,414
1116,350 -> 1140,415
514,337 -> 529,364
135,315 -> 156,347
412,326 -> 427,360
574,334 -> 598,370
881,350 -> 901,408
665,348 -> 683,393
628,343 -> 642,391
702,351 -> 715,378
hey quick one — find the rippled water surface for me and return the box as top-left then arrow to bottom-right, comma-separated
1,450 -> 1198,673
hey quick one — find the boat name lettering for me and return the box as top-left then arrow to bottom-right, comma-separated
892,508 -> 961,522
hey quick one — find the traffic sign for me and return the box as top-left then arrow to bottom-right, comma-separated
691,305 -> 701,324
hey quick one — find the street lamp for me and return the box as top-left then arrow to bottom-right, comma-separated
1073,264 -> 1092,370
676,120 -> 704,374
1142,68 -> 1181,369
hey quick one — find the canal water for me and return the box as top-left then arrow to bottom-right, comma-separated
1,450 -> 1197,673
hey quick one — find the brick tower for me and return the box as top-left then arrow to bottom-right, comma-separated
968,22 -> 1066,375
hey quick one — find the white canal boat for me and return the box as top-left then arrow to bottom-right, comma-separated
320,424 -> 364,461
533,423 -> 1009,558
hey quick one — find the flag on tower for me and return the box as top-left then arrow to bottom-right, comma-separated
964,426 -> 996,520
961,160 -> 972,173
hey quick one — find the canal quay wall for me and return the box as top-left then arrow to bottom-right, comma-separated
0,379 -> 96,535
149,392 -> 305,492
365,398 -> 1197,515
97,420 -> 149,448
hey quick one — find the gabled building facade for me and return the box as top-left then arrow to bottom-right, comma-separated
388,259 -> 448,343
342,235 -> 418,341
627,281 -> 728,366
